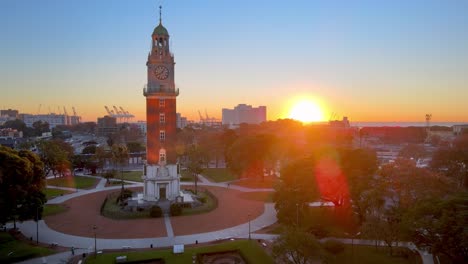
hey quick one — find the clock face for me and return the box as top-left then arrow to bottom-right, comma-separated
154,65 -> 169,80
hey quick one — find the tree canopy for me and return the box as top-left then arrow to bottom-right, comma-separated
0,146 -> 46,225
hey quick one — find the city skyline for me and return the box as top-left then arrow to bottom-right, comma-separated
1,1 -> 468,123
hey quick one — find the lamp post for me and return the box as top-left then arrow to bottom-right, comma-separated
296,203 -> 299,226
346,231 -> 361,263
248,214 -> 251,240
36,206 -> 39,245
93,225 -> 97,257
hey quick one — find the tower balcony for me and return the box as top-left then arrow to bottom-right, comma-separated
143,85 -> 179,97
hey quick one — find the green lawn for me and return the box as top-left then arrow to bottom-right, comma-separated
0,232 -> 54,264
42,204 -> 68,217
201,168 -> 237,182
328,245 -> 422,264
84,240 -> 273,264
101,191 -> 148,219
44,188 -> 73,200
115,171 -> 143,182
179,190 -> 218,216
46,176 -> 98,189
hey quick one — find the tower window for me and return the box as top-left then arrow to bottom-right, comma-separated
160,113 -> 165,124
159,130 -> 166,141
159,99 -> 165,107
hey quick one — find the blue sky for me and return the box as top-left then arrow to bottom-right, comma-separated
1,0 -> 468,122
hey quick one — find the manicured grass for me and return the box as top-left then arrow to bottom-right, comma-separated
43,204 -> 68,217
116,171 -> 143,182
179,189 -> 218,216
44,188 -> 73,200
202,168 -> 237,182
329,245 -> 422,264
303,206 -> 358,238
101,191 -> 149,219
46,176 -> 98,189
84,240 -> 273,264
0,231 -> 54,264
238,191 -> 274,202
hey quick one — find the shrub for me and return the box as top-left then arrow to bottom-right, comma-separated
116,189 -> 133,204
170,204 -> 182,216
199,196 -> 207,203
103,170 -> 116,182
308,224 -> 330,239
322,239 -> 345,255
150,206 -> 163,218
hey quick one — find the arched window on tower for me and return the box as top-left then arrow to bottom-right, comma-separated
159,130 -> 165,141
160,113 -> 165,124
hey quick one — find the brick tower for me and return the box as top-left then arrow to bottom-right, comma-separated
143,6 -> 180,201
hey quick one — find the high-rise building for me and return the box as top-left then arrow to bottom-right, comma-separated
142,7 -> 180,202
222,104 -> 266,126
96,115 -> 118,137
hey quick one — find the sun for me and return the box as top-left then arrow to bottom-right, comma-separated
289,99 -> 324,123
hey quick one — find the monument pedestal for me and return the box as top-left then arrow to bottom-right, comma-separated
143,164 -> 180,201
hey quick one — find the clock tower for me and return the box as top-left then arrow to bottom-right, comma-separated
143,6 -> 180,201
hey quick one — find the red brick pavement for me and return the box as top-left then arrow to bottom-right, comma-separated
44,186 -> 264,239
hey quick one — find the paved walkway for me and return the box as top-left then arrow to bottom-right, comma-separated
14,172 -> 433,264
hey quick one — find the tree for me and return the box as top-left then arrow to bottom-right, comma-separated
409,191 -> 468,262
126,141 -> 144,153
340,148 -> 378,224
82,145 -> 97,154
274,156 -> 321,225
398,144 -> 427,160
0,146 -> 46,227
94,146 -> 109,174
272,227 -> 324,264
431,134 -> 468,189
186,145 -> 205,194
37,139 -> 74,177
366,159 -> 453,254
32,120 -> 50,136
111,144 -> 129,190
226,134 -> 275,179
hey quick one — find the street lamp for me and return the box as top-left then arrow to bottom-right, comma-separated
93,225 -> 97,257
36,206 -> 39,245
248,214 -> 251,240
296,203 -> 299,226
345,231 -> 361,262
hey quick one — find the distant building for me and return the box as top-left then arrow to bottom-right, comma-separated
222,104 -> 266,126
0,128 -> 22,138
133,121 -> 147,135
0,128 -> 23,149
1,109 -> 19,119
453,124 -> 468,136
329,116 -> 350,128
22,113 -> 81,128
96,116 -> 118,137
176,113 -> 187,129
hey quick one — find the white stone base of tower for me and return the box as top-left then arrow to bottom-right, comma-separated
143,164 -> 180,201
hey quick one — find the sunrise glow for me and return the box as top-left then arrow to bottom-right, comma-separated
289,99 -> 325,123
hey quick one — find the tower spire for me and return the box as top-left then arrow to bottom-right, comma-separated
159,5 -> 162,24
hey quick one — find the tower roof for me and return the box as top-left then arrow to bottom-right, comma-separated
153,5 -> 169,36
153,23 -> 169,36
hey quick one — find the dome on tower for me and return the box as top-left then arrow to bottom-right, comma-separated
153,23 -> 169,36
